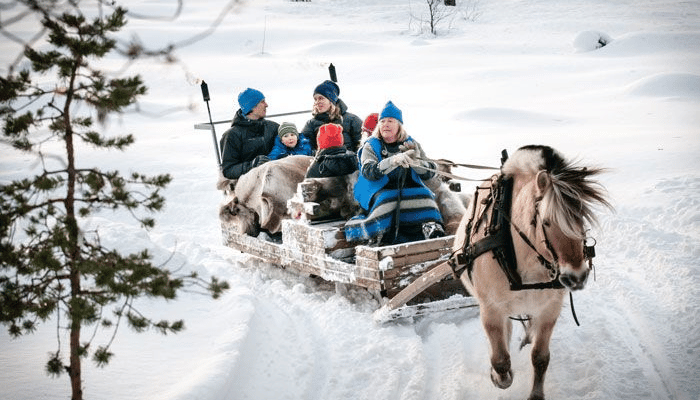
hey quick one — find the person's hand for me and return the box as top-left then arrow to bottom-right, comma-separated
251,155 -> 270,168
404,149 -> 429,174
399,142 -> 416,152
377,150 -> 415,174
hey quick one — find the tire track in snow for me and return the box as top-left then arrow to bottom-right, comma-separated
223,260 -> 330,400
591,175 -> 700,400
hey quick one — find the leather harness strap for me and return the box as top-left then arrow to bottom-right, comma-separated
450,174 -> 565,291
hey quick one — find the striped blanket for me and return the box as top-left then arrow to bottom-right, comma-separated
344,185 -> 442,243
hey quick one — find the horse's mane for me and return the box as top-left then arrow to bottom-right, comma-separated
502,145 -> 612,238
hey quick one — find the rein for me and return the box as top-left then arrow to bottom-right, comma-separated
406,158 -> 499,182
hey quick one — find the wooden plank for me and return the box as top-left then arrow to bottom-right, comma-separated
355,236 -> 454,261
282,219 -> 355,255
281,251 -> 381,289
384,249 -> 448,269
221,223 -> 283,265
384,262 -> 454,309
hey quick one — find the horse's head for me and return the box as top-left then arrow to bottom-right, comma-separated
506,145 -> 612,291
532,169 -> 589,290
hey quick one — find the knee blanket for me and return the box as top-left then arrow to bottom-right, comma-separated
344,186 -> 442,242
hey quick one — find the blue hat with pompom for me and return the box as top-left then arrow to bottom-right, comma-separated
379,101 -> 403,124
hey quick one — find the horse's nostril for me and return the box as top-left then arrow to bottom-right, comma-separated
559,271 -> 588,290
559,275 -> 573,288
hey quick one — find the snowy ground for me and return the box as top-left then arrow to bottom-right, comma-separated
1,0 -> 699,399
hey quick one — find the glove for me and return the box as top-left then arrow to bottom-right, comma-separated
405,150 -> 429,174
251,155 -> 270,168
377,150 -> 415,174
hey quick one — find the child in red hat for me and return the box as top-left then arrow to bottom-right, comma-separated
361,113 -> 379,139
305,123 -> 358,178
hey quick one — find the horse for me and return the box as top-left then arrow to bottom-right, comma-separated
452,145 -> 611,400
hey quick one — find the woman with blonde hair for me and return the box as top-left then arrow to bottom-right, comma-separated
344,101 -> 444,244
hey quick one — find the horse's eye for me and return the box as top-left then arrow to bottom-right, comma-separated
543,220 -> 551,227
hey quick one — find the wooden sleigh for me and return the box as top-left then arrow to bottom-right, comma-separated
194,83 -> 479,322
221,180 -> 479,322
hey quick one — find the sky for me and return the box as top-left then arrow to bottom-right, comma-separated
1,0 -> 699,399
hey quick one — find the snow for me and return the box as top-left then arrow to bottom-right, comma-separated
1,0 -> 699,399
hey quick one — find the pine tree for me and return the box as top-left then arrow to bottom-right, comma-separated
0,2 -> 228,399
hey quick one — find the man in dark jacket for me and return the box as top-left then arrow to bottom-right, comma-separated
220,88 -> 279,180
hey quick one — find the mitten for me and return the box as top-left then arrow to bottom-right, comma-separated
377,150 -> 414,174
251,155 -> 270,168
405,150 -> 429,174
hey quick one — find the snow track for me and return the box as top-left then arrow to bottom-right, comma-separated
586,174 -> 700,400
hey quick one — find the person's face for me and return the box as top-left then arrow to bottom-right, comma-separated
379,117 -> 400,143
281,133 -> 298,148
248,99 -> 268,120
313,94 -> 332,114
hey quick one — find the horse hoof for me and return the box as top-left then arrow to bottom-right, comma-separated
490,367 -> 513,389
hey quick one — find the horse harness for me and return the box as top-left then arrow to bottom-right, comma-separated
447,169 -> 598,293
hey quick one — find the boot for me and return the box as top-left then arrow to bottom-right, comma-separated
422,222 -> 445,240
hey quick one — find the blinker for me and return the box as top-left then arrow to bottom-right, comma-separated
583,245 -> 595,259
583,237 -> 597,259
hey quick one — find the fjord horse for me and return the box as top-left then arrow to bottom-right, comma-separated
453,145 -> 610,400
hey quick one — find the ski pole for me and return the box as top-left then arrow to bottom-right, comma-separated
194,109 -> 312,130
328,63 -> 337,82
200,81 -> 222,168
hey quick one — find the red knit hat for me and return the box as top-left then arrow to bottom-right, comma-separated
317,123 -> 344,150
362,113 -> 378,134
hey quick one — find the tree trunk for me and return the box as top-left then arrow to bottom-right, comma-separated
66,56 -> 83,400
69,319 -> 82,400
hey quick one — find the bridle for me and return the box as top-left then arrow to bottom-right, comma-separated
504,196 -> 562,282
450,174 -> 598,292
448,174 -> 598,326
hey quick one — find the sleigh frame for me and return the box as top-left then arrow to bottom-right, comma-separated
221,183 -> 478,322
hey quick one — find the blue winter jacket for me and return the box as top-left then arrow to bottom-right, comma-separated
354,136 -> 429,210
267,135 -> 313,160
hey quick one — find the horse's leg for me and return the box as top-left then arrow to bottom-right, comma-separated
481,309 -> 514,389
527,316 -> 557,400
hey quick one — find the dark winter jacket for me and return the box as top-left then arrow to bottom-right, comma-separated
267,134 -> 313,160
305,146 -> 359,178
300,99 -> 363,152
220,109 -> 279,180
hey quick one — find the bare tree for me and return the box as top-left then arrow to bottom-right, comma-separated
426,0 -> 450,35
408,0 -> 481,35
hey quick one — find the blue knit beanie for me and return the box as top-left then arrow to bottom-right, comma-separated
379,101 -> 403,124
313,80 -> 340,104
238,88 -> 265,115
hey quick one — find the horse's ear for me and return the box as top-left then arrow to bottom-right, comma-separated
536,170 -> 551,196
